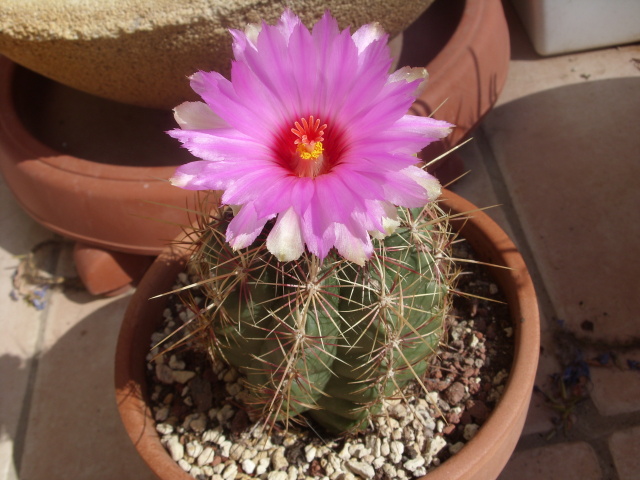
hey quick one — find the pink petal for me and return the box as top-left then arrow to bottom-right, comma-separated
353,79 -> 420,134
380,170 -> 432,207
369,201 -> 400,239
189,71 -> 279,141
240,20 -> 299,121
327,165 -> 386,201
226,203 -> 270,249
314,173 -> 365,225
168,127 -> 268,162
311,22 -> 360,120
285,21 -> 320,114
221,167 -> 291,206
249,175 -> 296,218
355,115 -> 454,154
387,66 -> 429,96
289,177 -> 315,217
392,114 -> 454,138
170,161 -> 225,190
229,22 -> 261,62
300,189 -> 336,259
228,60 -> 290,134
277,9 -> 301,40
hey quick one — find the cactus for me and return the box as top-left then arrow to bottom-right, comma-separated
184,199 -> 455,434
166,9 -> 457,435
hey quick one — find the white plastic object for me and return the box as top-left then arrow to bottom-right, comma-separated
511,0 -> 640,56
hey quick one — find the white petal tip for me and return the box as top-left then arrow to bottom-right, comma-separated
169,174 -> 193,188
266,208 -> 305,263
173,101 -> 225,130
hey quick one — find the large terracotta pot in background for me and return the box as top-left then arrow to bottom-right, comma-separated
0,57 -> 197,295
0,0 -> 509,294
0,0 -> 435,109
405,0 -> 510,182
114,188 -> 540,480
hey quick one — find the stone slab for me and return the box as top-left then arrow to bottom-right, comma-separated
18,288 -> 156,480
609,425 -> 640,480
590,350 -> 640,416
483,73 -> 640,343
498,441 -> 602,480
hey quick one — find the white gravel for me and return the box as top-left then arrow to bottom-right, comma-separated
145,265 -> 512,480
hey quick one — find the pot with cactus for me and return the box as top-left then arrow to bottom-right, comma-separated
115,10 -> 539,480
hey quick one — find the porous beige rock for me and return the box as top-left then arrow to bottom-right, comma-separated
0,0 -> 434,109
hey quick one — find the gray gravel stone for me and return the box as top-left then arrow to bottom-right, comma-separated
197,446 -> 216,466
221,462 -> 238,480
186,440 -> 203,459
155,364 -> 174,384
165,435 -> 184,462
304,445 -> 317,463
177,458 -> 191,472
156,422 -> 173,435
346,459 -> 375,479
463,423 -> 480,441
172,370 -> 196,384
403,456 -> 425,472
241,459 -> 256,475
267,471 -> 288,480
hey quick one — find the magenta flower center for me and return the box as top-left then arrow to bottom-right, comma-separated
285,116 -> 331,179
292,116 -> 327,159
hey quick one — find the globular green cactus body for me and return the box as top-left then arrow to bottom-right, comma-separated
190,204 -> 453,434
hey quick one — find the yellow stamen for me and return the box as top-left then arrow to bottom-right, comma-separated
297,141 -> 324,160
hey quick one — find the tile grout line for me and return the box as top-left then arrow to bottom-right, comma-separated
10,243 -> 63,477
11,311 -> 46,476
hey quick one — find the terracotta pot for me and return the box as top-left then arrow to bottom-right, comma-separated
0,0 -> 508,294
407,0 -> 511,183
0,56 -> 197,294
114,188 -> 540,480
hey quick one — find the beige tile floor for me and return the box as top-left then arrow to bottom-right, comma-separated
1,3 -> 639,479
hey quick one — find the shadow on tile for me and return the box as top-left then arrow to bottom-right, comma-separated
483,76 -> 640,343
0,354 -> 27,480
11,294 -> 156,480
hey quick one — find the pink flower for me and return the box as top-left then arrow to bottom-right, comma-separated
169,10 -> 453,265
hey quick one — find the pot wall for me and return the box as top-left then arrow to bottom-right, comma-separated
0,58 -> 194,256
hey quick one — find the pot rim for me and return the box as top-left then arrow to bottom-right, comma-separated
0,56 -> 180,179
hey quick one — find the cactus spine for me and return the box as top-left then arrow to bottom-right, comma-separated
187,200 -> 454,434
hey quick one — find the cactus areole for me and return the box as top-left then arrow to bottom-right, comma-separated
169,10 -> 455,434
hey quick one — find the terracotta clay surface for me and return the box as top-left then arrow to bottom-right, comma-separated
73,243 -> 154,296
0,0 -> 435,109
0,57 -> 195,257
405,0 -> 510,181
114,188 -> 540,480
